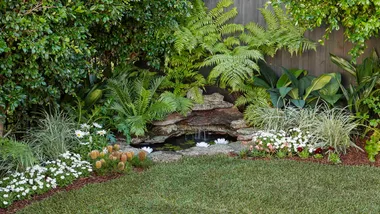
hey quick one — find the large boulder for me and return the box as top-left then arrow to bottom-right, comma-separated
133,93 -> 249,145
192,93 -> 233,111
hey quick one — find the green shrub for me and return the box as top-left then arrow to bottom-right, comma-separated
0,0 -> 192,131
0,138 -> 37,177
271,0 -> 380,59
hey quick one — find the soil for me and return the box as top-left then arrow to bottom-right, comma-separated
231,136 -> 380,167
1,137 -> 378,213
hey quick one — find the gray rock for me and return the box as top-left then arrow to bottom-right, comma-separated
131,137 -> 145,145
151,124 -> 179,136
228,142 -> 250,153
119,145 -> 142,154
236,128 -> 257,135
178,144 -> 234,157
192,93 -> 233,111
237,135 -> 254,141
145,136 -> 170,144
230,119 -> 249,130
149,151 -> 183,163
152,113 -> 186,126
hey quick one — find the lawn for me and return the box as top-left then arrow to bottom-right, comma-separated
19,156 -> 380,214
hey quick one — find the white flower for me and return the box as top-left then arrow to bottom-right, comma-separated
3,201 -> 8,205
75,130 -> 85,138
93,122 -> 102,128
79,142 -> 89,145
96,130 -> 106,136
102,147 -> 108,154
3,194 -> 8,198
215,138 -> 228,145
141,147 -> 153,154
80,123 -> 90,130
32,186 -> 37,191
196,142 -> 210,148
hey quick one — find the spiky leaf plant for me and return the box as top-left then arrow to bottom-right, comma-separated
0,138 -> 38,177
108,72 -> 193,137
27,110 -> 77,161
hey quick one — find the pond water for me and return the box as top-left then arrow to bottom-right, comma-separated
132,131 -> 237,152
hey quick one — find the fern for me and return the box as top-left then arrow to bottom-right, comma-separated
108,71 -> 192,137
204,46 -> 263,90
240,7 -> 316,57
235,86 -> 271,108
166,0 -> 245,95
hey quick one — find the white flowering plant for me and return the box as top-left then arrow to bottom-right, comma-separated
0,151 -> 92,208
246,128 -> 326,158
73,123 -> 114,158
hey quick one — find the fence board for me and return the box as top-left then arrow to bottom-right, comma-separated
204,0 -> 380,83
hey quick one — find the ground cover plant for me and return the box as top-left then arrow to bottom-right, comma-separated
16,156 -> 380,214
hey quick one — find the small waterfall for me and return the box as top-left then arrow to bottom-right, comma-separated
194,129 -> 208,142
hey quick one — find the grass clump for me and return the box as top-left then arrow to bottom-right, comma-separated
27,110 -> 77,161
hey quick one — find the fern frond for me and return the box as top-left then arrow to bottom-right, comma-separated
220,23 -> 244,35
259,8 -> 279,31
215,7 -> 238,27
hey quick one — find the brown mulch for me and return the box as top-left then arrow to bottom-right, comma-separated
232,136 -> 380,167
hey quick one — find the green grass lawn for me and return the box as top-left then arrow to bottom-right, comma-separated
19,156 -> 380,214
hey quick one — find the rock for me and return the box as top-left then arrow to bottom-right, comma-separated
119,145 -> 142,155
151,125 -> 180,136
237,135 -> 254,141
145,136 -> 170,144
236,128 -> 257,135
149,151 -> 183,163
228,142 -> 250,153
131,138 -> 145,145
152,113 -> 186,126
178,144 -> 234,157
192,93 -> 233,111
230,119 -> 249,130
183,108 -> 243,127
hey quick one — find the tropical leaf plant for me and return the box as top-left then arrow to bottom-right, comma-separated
330,51 -> 380,113
253,65 -> 341,108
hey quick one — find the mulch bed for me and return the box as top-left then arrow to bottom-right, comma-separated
1,137 -> 378,213
232,136 -> 380,167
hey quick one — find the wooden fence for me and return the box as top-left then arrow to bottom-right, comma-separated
204,0 -> 380,84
